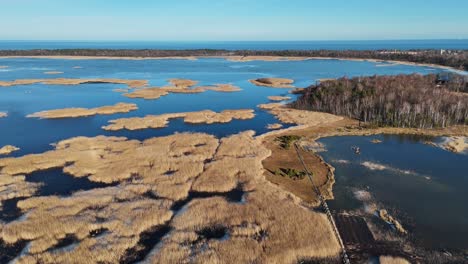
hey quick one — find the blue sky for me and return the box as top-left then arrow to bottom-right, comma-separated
1,0 -> 467,41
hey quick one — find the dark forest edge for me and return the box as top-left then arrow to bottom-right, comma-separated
0,49 -> 467,70
291,73 -> 468,129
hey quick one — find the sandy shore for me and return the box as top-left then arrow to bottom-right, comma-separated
27,103 -> 138,119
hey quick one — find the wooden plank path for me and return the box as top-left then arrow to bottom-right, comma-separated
294,142 -> 351,264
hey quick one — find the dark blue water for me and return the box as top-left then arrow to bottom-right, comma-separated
318,135 -> 468,250
0,40 -> 467,50
0,58 -> 449,157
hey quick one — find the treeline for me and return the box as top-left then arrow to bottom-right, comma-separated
291,74 -> 468,128
0,49 -> 467,70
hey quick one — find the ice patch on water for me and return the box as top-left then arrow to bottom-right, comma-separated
353,190 -> 372,201
361,162 -> 386,171
333,159 -> 350,164
361,161 -> 415,175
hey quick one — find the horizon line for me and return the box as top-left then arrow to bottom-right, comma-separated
1,39 -> 468,42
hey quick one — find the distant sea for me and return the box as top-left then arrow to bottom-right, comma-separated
0,40 -> 467,50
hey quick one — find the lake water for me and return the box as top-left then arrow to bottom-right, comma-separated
318,135 -> 468,251
1,40 -> 468,50
0,57 -> 444,156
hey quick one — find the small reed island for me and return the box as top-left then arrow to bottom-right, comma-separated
122,78 -> 241,100
102,109 -> 255,131
27,103 -> 138,119
250,78 -> 295,88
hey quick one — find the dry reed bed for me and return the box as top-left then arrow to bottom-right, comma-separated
250,78 -> 295,88
123,78 -> 241,100
27,103 -> 138,119
0,78 -> 148,88
0,145 -> 19,155
258,103 -> 343,126
441,136 -> 468,153
0,174 -> 40,208
379,256 -> 411,264
0,131 -> 340,263
268,96 -> 291,101
102,109 -> 255,131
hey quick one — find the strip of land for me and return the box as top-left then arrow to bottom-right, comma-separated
0,112 -> 7,118
1,49 -> 466,70
103,109 -> 255,131
27,103 -> 138,119
0,78 -> 148,88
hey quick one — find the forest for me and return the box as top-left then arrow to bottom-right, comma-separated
291,73 -> 468,128
0,49 -> 467,70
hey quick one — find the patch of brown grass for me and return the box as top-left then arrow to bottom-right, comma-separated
27,103 -> 138,119
441,136 -> 468,153
3,186 -> 174,263
250,78 -> 295,88
379,256 -> 411,264
267,123 -> 283,130
103,109 -> 255,131
0,174 -> 40,208
268,96 -> 291,101
258,103 -> 343,126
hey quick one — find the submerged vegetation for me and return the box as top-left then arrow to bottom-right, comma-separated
292,74 -> 468,128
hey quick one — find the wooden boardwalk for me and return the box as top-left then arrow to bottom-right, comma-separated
294,142 -> 351,264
